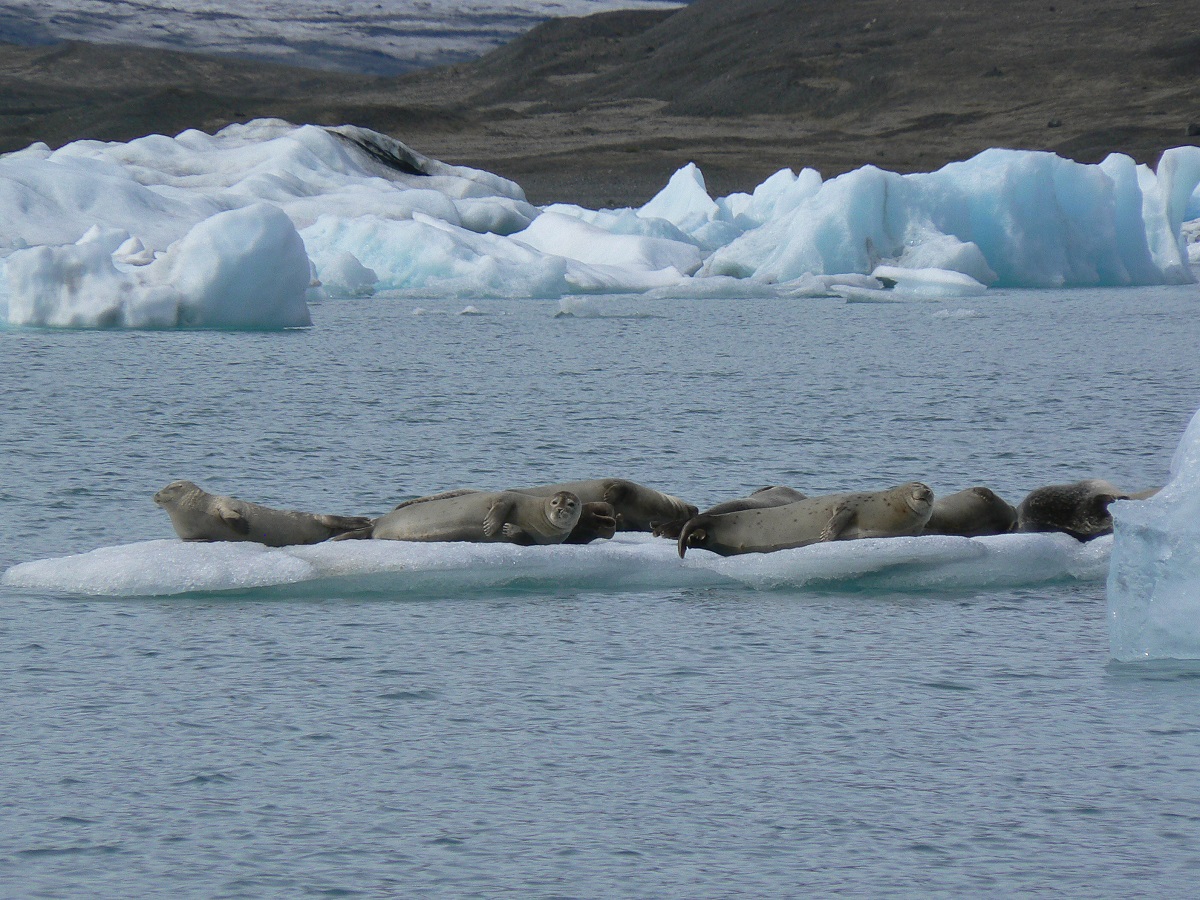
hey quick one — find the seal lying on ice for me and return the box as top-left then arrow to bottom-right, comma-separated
653,486 -> 808,539
336,489 -> 582,545
512,479 -> 697,533
677,482 -> 935,558
921,486 -> 1017,537
153,480 -> 371,546
1015,479 -> 1146,541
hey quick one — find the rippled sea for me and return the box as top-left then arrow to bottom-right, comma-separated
4,288 -> 1200,897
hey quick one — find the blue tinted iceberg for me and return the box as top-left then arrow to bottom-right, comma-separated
1108,405 -> 1200,660
2,120 -> 1200,328
706,147 -> 1200,288
4,204 -> 312,328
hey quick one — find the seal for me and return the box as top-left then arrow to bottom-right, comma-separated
653,486 -> 808,539
153,480 -> 372,546
922,486 -> 1017,537
1015,479 -> 1131,541
512,479 -> 697,533
677,482 -> 935,558
352,490 -> 615,544
336,489 -> 582,545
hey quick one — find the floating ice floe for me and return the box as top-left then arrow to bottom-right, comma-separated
3,531 -> 1111,599
2,119 -> 1199,329
1109,404 -> 1200,661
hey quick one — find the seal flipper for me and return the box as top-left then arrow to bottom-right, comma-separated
819,504 -> 856,542
329,525 -> 375,541
652,518 -> 688,540
677,517 -> 710,558
500,523 -> 535,546
316,514 -> 374,534
215,501 -> 251,535
483,498 -> 514,538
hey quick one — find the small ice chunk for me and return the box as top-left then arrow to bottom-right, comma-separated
319,250 -> 377,297
556,296 -> 601,317
872,265 -> 989,298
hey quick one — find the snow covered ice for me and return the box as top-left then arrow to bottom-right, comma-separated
1109,405 -> 1200,661
1,119 -> 1200,329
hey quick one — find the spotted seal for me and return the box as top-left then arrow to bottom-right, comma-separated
336,488 -> 581,545
153,480 -> 372,546
677,482 -> 935,558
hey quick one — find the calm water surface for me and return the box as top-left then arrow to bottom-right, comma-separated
3,288 -> 1200,896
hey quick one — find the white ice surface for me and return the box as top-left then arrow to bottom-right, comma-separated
2,120 -> 1199,329
1109,404 -> 1200,660
3,532 -> 1111,599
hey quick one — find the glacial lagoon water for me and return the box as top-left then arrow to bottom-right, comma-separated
3,287 -> 1200,896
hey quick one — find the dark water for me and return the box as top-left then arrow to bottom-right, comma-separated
3,288 -> 1200,896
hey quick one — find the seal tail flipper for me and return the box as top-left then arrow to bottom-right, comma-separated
317,514 -> 374,535
329,524 -> 375,541
653,518 -> 687,540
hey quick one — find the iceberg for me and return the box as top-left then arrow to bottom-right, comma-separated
1108,405 -> 1200,661
4,204 -> 311,328
2,119 -> 1199,329
3,531 -> 1110,600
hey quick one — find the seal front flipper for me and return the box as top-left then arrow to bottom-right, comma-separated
500,523 -> 536,546
483,498 -> 515,538
819,504 -> 856,542
214,500 -> 251,535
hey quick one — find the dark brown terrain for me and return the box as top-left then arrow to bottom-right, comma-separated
2,0 -> 1198,206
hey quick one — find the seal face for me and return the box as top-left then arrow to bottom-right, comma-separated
343,489 -> 582,545
654,485 -> 808,539
678,482 -> 935,558
1015,479 -> 1129,541
153,480 -> 372,546
512,479 -> 697,533
922,486 -> 1017,537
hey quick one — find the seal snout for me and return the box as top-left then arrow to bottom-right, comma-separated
907,482 -> 934,512
548,490 -> 581,524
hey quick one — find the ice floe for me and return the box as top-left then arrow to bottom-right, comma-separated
3,531 -> 1111,599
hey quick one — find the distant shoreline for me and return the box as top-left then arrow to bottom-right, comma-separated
2,0 -> 1198,207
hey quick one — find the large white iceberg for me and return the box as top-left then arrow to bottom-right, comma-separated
1109,405 -> 1200,661
2,119 -> 1199,329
